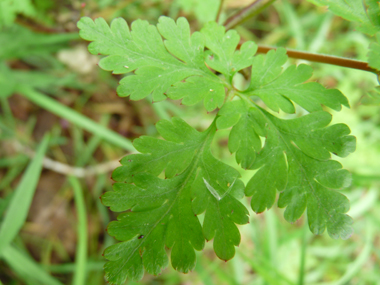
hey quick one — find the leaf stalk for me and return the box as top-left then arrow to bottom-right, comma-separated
223,0 -> 277,30
215,0 -> 226,23
223,1 -> 378,74
256,45 -> 379,74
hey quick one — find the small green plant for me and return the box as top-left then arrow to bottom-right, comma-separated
77,1 -> 380,284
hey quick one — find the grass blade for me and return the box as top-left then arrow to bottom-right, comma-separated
0,164 -> 27,191
0,133 -> 50,254
17,85 -> 135,152
69,176 -> 88,285
298,224 -> 308,285
331,221 -> 374,285
238,251 -> 296,285
45,261 -> 105,273
1,245 -> 63,285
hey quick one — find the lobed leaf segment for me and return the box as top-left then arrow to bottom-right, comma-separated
78,16 -> 356,284
368,32 -> 380,72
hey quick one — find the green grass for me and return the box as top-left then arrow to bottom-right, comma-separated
0,134 -> 50,254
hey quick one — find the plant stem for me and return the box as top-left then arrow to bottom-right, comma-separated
222,1 -> 378,74
256,45 -> 378,74
216,0 -> 225,23
224,0 -> 277,30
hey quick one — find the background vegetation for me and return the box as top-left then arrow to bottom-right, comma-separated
0,0 -> 379,284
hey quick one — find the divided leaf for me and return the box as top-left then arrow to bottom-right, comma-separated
77,16 -> 225,110
166,76 -> 226,111
201,22 -> 258,82
191,148 -> 248,261
366,0 -> 380,32
216,99 -> 263,169
79,16 -> 359,283
112,118 -> 206,182
244,108 -> 356,239
103,118 -> 248,284
176,0 -> 220,24
244,48 -> 349,113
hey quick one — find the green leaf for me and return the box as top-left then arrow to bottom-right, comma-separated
77,16 -> 225,110
102,118 -> 248,284
307,0 -> 380,35
175,0 -> 220,24
166,76 -> 226,111
366,0 -> 380,30
243,48 -> 349,113
201,22 -> 258,82
78,16 -> 358,283
243,106 -> 356,239
216,100 -> 263,169
112,117 -> 207,182
368,32 -> 380,71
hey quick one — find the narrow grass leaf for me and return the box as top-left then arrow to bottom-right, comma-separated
0,134 -> 50,254
331,221 -> 374,285
69,176 -> 88,285
45,261 -> 105,273
17,85 -> 135,152
0,245 -> 63,285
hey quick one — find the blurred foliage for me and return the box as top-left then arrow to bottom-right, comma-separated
0,0 -> 379,285
306,0 -> 380,36
0,0 -> 36,28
